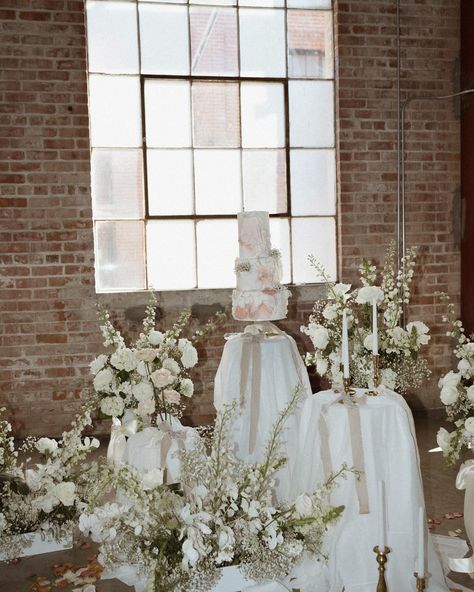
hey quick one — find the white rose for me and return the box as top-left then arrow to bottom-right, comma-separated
163,389 -> 181,405
466,385 -> 474,402
150,368 -> 174,389
322,304 -> 338,320
54,481 -> 76,506
136,360 -> 148,377
308,325 -> 330,350
142,468 -> 164,490
458,358 -> 472,376
333,283 -> 351,297
132,381 -> 154,402
135,348 -> 157,363
465,417 -> 474,435
90,354 -> 108,375
110,348 -> 137,372
35,437 -> 58,456
406,321 -> 430,346
381,368 -> 397,390
316,356 -> 328,376
439,371 -> 461,405
294,493 -> 313,518
436,427 -> 452,453
100,396 -> 125,417
137,398 -> 155,417
148,331 -> 164,346
181,343 -> 198,369
180,378 -> 194,398
355,286 -> 384,304
162,358 -> 181,376
93,368 -> 114,392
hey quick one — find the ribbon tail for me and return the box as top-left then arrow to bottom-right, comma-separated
240,340 -> 252,408
107,430 -> 126,467
347,405 -> 370,515
248,340 -> 261,454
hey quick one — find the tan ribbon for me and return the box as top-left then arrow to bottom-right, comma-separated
240,332 -> 264,454
319,388 -> 370,514
155,420 -> 187,470
449,459 -> 474,575
107,414 -> 138,467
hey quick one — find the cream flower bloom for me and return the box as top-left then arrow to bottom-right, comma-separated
132,381 -> 154,402
150,368 -> 174,389
36,437 -> 58,456
465,417 -> 474,435
356,286 -> 384,304
54,481 -> 76,506
93,368 -> 114,392
308,325 -> 330,350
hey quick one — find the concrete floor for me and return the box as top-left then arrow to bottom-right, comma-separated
0,410 -> 472,591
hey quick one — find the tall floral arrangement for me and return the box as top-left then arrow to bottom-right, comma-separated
90,296 -> 225,424
301,243 -> 431,393
0,404 -> 100,560
79,388 -> 346,592
436,294 -> 474,466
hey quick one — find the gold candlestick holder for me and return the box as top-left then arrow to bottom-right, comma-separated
373,546 -> 390,592
413,572 -> 427,591
343,377 -> 356,398
367,354 -> 381,396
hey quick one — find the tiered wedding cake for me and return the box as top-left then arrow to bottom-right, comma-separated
232,211 -> 290,321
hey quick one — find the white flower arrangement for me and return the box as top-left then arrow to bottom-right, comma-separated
301,243 -> 431,393
0,404 -> 100,560
79,388 -> 347,592
91,297 -> 225,425
436,293 -> 474,466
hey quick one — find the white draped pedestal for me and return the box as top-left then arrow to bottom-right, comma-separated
214,327 -> 312,502
294,387 -> 449,592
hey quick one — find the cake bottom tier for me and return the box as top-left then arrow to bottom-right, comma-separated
232,287 -> 290,321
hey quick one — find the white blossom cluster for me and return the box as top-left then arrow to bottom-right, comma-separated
78,388 -> 345,592
301,245 -> 431,393
436,294 -> 474,465
91,307 -> 198,424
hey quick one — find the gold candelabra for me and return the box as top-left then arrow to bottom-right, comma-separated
343,377 -> 356,398
413,572 -> 427,591
367,354 -> 381,396
373,546 -> 390,592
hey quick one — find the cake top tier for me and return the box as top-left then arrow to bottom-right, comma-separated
238,211 -> 271,259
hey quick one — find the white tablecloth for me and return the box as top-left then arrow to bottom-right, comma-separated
293,388 -> 449,592
213,330 -> 312,502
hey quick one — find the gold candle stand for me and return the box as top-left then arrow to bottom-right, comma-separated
367,354 -> 381,396
343,377 -> 356,397
413,572 -> 427,591
373,546 -> 390,592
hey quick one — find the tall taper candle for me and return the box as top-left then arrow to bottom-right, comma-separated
378,481 -> 386,550
342,310 -> 350,379
417,506 -> 425,576
372,298 -> 378,355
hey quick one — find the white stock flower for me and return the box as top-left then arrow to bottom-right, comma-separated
93,368 -> 114,393
465,417 -> 474,435
180,378 -> 194,398
308,325 -> 330,350
406,321 -> 430,346
436,427 -> 452,453
100,396 -> 125,418
110,348 -> 137,372
35,437 -> 58,456
380,368 -> 397,390
132,381 -> 154,402
439,371 -> 461,405
150,368 -> 174,389
162,358 -> 181,376
294,493 -> 313,518
54,481 -> 76,506
322,304 -> 338,320
316,356 -> 328,376
137,398 -> 155,417
148,331 -> 164,346
180,342 -> 198,369
355,286 -> 384,304
142,468 -> 164,490
163,389 -> 180,405
90,354 -> 108,375
466,385 -> 474,402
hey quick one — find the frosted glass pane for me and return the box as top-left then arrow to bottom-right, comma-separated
86,1 -> 139,74
289,80 -> 334,147
291,217 -> 336,283
241,82 -> 285,148
89,75 -> 141,147
196,219 -> 238,288
192,82 -> 240,147
269,217 -> 291,283
190,7 -> 238,76
243,150 -> 287,213
194,150 -> 241,214
145,80 -> 191,148
190,0 -> 234,5
288,10 -> 334,79
139,4 -> 189,75
147,150 -> 194,216
239,9 -> 286,77
287,0 -> 331,7
290,149 -> 336,215
91,149 -> 144,219
147,221 -> 196,290
139,0 -> 186,4
240,0 -> 284,7
95,221 -> 146,292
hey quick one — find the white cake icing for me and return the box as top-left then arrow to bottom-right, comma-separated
232,211 -> 290,321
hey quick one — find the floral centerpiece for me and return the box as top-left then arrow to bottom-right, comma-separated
79,388 -> 347,592
436,294 -> 474,466
0,404 -> 99,560
301,243 -> 431,393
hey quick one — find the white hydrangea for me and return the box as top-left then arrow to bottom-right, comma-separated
162,358 -> 181,376
100,396 -> 125,418
465,417 -> 474,435
110,348 -> 138,372
132,381 -> 154,402
148,331 -> 164,346
180,378 -> 194,398
90,354 -> 108,375
93,368 -> 114,393
35,437 -> 58,456
307,325 -> 329,350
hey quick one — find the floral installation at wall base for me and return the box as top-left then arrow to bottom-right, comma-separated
0,402 -> 100,561
301,243 -> 431,393
436,293 -> 474,466
78,387 -> 348,592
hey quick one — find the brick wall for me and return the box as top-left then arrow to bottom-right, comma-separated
0,0 -> 461,436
